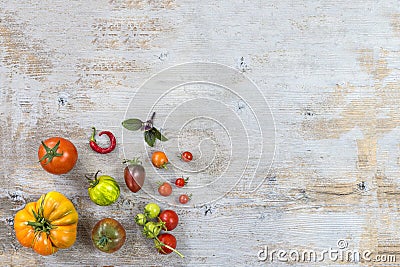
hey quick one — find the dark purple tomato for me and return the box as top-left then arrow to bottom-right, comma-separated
123,159 -> 146,193
91,218 -> 126,253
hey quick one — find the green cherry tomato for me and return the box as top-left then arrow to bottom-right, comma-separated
144,203 -> 160,219
135,213 -> 147,226
88,173 -> 120,206
143,222 -> 162,239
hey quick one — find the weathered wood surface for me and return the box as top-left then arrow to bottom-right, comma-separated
1,0 -> 400,266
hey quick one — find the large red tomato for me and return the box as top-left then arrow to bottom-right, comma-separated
38,137 -> 78,175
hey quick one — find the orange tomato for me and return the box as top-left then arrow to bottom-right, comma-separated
38,137 -> 78,175
151,151 -> 169,168
14,191 -> 78,256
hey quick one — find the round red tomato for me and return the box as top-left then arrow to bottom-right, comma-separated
158,210 -> 179,231
155,233 -> 177,255
175,177 -> 188,188
181,151 -> 193,162
179,194 -> 191,204
38,137 -> 78,175
158,182 -> 172,197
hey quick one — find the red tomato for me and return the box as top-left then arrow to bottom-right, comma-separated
38,137 -> 78,175
181,151 -> 193,162
155,233 -> 177,255
158,210 -> 179,231
174,177 -> 188,188
179,194 -> 191,204
158,182 -> 172,197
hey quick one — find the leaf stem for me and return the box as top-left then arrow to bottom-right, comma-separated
155,237 -> 184,258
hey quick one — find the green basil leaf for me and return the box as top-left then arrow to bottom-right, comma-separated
153,127 -> 168,141
122,118 -> 143,131
144,130 -> 156,147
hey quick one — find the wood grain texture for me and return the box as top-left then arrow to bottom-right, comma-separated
1,0 -> 400,266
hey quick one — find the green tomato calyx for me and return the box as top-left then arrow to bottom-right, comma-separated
96,235 -> 111,249
27,195 -> 53,234
86,170 -> 102,188
38,140 -> 63,165
122,158 -> 142,166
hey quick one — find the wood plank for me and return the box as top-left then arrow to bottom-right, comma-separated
1,0 -> 400,266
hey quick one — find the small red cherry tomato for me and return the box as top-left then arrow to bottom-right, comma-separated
181,151 -> 193,162
158,182 -> 172,197
179,194 -> 191,204
174,177 -> 189,188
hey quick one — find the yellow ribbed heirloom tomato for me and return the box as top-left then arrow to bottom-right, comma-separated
14,191 -> 78,256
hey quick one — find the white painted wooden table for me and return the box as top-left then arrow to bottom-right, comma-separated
1,1 -> 400,266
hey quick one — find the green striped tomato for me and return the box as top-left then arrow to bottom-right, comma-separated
88,174 -> 120,206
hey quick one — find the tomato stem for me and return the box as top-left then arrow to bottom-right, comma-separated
182,193 -> 193,200
87,170 -> 101,187
38,140 -> 63,165
154,237 -> 184,258
27,220 -> 52,233
27,196 -> 53,234
143,221 -> 163,238
122,158 -> 142,166
97,236 -> 111,249
156,218 -> 167,231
